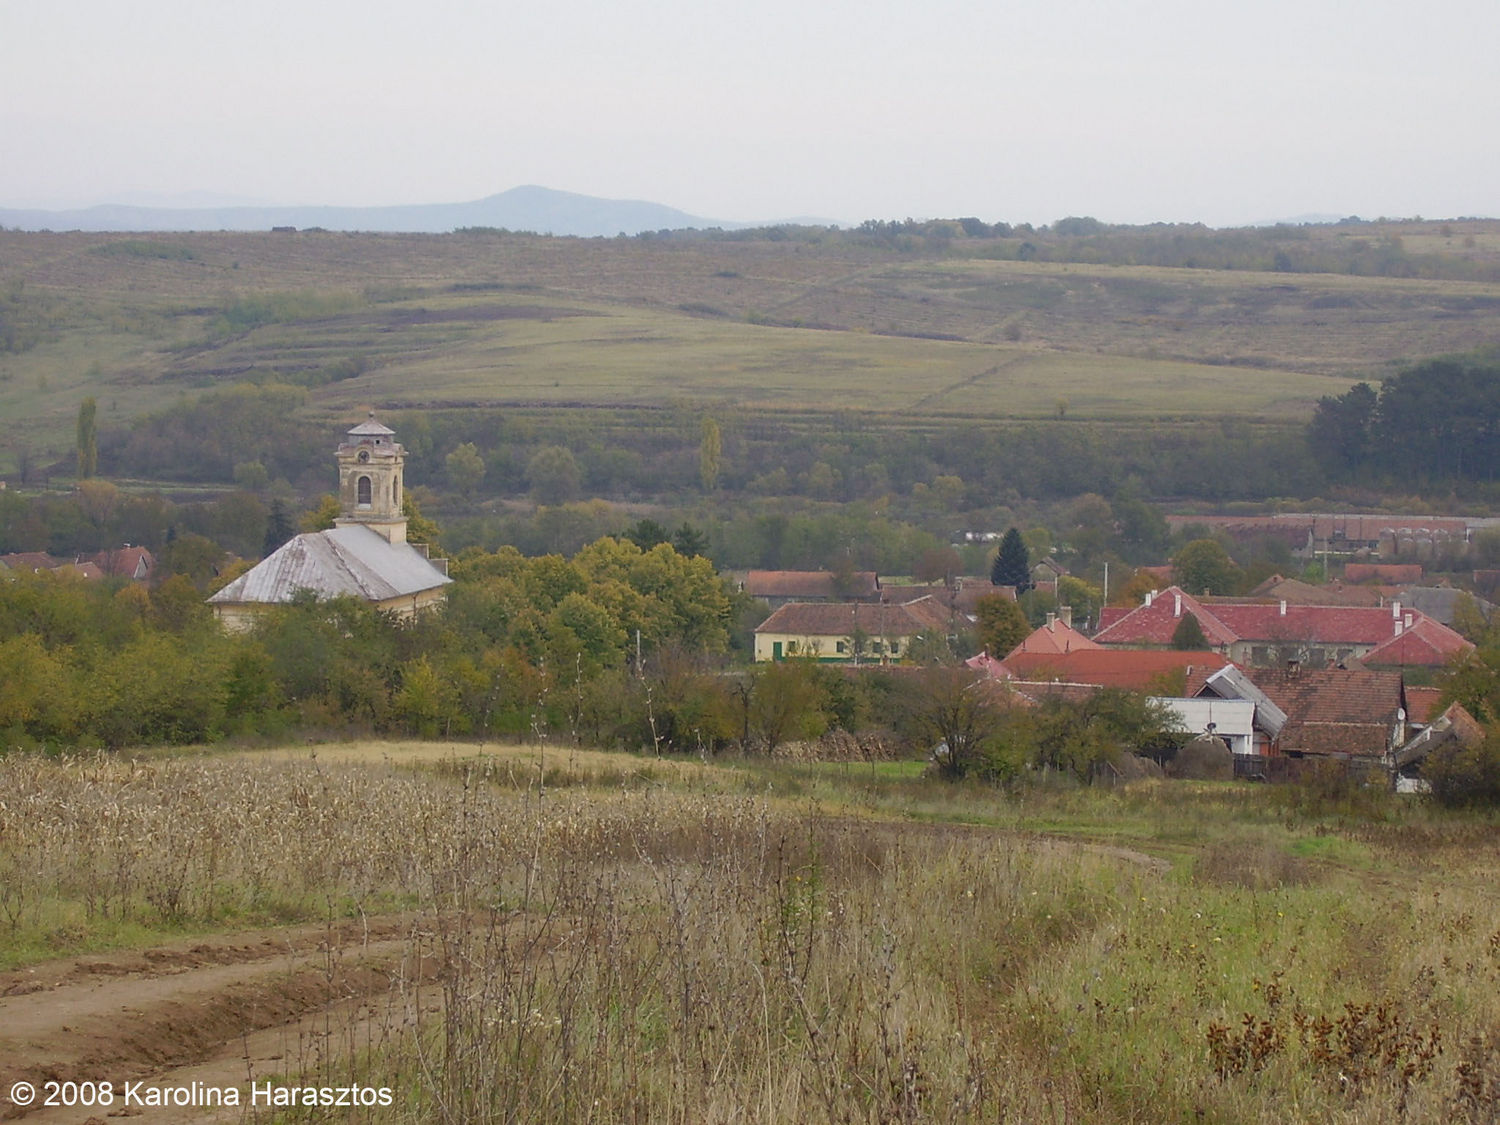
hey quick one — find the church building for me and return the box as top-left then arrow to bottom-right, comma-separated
208,416 -> 452,631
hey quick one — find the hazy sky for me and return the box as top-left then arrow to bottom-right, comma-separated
5,0 -> 1497,227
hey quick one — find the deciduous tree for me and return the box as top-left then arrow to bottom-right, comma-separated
974,592 -> 1029,657
1172,538 -> 1242,596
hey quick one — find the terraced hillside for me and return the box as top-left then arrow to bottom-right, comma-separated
4,223 -> 1500,474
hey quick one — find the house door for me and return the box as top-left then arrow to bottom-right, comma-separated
772,641 -> 783,661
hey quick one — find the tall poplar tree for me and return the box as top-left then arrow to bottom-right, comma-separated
76,397 -> 98,479
699,416 -> 722,492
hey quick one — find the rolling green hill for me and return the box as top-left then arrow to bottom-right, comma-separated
4,222 -> 1500,480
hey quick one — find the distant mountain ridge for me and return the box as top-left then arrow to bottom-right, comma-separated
0,185 -> 777,236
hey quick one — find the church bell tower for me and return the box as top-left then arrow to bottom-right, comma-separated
334,414 -> 407,544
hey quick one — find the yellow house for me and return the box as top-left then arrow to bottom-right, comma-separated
753,598 -> 952,663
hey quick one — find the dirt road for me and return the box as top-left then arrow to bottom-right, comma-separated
0,917 -> 437,1124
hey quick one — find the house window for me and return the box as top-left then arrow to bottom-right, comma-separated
889,642 -> 901,656
787,641 -> 799,654
357,476 -> 372,506
836,641 -> 847,654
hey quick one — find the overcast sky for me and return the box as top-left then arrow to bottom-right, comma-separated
4,0 -> 1497,228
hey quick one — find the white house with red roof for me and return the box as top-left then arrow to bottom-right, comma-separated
1096,586 -> 1471,669
753,597 -> 951,663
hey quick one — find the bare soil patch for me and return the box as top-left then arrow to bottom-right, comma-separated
0,916 -> 433,1123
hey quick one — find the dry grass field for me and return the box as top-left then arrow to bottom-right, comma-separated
2,743 -> 1498,1124
6,224 -> 1500,473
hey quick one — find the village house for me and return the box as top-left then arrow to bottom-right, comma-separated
91,545 -> 155,581
1165,513 -> 1500,560
208,416 -> 451,631
1391,702 -> 1485,792
0,551 -> 112,581
1005,614 -> 1098,658
994,647 -> 1228,694
753,597 -> 951,663
1095,585 -> 1472,669
1244,665 -> 1408,763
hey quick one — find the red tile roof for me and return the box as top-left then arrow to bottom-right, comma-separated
1095,585 -> 1471,661
1208,603 -> 1407,645
746,570 -> 880,600
1006,619 -> 1101,658
52,561 -> 104,580
756,597 -> 951,638
1403,687 -> 1445,725
1093,588 -> 1238,647
1363,616 -> 1474,667
0,552 -> 61,572
91,546 -> 155,579
999,648 -> 1230,692
883,579 -> 994,616
1247,666 -> 1403,758
1246,577 -> 1385,607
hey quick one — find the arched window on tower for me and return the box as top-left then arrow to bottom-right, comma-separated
357,475 -> 372,507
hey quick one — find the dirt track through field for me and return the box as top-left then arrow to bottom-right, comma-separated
0,916 -> 438,1124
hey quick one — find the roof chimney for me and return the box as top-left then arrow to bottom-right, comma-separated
1059,604 -> 1073,628
1391,600 -> 1401,618
1405,613 -> 1413,628
1173,591 -> 1182,618
1145,590 -> 1154,607
1279,599 -> 1287,616
1046,612 -> 1056,628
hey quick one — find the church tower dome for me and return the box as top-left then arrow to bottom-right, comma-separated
334,413 -> 407,544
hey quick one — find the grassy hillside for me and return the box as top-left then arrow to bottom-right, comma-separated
4,223 -> 1500,477
4,744 -> 1498,1123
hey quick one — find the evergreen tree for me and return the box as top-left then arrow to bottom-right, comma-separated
262,498 -> 296,557
990,527 -> 1033,592
672,522 -> 710,558
1170,612 -> 1209,650
626,518 -> 670,550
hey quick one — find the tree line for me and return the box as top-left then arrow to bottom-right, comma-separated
0,532 -> 1145,781
93,384 -> 1333,511
4,519 -> 1497,802
626,217 -> 1500,283
1308,352 -> 1500,486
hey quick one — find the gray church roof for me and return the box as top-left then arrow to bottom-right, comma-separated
208,525 -> 451,607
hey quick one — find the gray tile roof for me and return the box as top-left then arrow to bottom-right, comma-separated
208,525 -> 451,606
